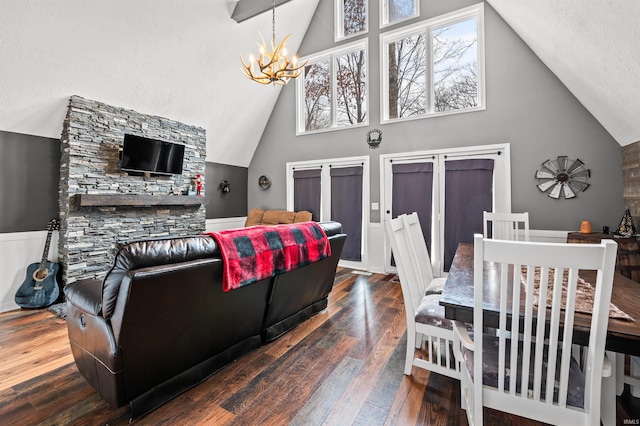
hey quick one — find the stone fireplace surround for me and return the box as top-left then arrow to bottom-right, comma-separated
59,95 -> 207,285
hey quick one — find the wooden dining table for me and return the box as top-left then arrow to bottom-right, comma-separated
439,242 -> 640,356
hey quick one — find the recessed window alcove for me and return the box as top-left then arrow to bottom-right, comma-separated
59,96 -> 207,285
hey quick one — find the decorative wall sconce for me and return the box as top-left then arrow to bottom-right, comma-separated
258,175 -> 272,190
219,180 -> 230,193
366,129 -> 382,149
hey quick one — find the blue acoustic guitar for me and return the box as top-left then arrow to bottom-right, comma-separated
15,218 -> 61,309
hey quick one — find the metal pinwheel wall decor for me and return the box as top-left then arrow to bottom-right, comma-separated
535,156 -> 590,199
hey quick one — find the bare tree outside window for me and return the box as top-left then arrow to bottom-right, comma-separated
383,14 -> 480,121
336,50 -> 367,126
389,0 -> 416,23
388,33 -> 426,119
298,39 -> 367,134
304,61 -> 331,131
343,0 -> 366,37
433,19 -> 478,112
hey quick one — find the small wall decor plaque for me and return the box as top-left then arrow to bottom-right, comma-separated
366,129 -> 382,149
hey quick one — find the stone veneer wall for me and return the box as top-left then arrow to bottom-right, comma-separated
59,95 -> 206,284
623,141 -> 640,225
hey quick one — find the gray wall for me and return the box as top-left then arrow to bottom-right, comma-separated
205,162 -> 248,218
0,131 -> 248,233
0,130 -> 61,233
248,0 -> 624,232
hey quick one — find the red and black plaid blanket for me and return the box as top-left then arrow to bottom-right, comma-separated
204,222 -> 331,292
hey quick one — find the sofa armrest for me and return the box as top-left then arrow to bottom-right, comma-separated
319,221 -> 343,237
64,278 -> 103,316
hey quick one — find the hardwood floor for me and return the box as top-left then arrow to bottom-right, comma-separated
1,268 -> 639,425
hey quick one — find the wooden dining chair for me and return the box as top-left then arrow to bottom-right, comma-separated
400,212 -> 448,296
385,216 -> 460,379
483,211 -> 530,241
453,234 -> 617,425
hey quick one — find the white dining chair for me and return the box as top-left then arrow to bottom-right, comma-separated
483,211 -> 530,241
453,234 -> 617,426
385,216 -> 460,379
400,212 -> 448,296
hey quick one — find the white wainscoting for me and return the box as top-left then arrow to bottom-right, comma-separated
205,217 -> 247,233
0,224 -> 569,313
0,230 -> 59,313
365,222 -> 386,274
363,225 -> 570,275
529,229 -> 570,243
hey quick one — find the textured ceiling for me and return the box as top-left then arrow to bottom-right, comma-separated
0,0 -> 318,167
487,0 -> 640,146
1,0 -> 637,170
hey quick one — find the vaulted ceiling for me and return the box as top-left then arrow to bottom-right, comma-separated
2,1 -> 638,169
486,0 -> 640,146
233,0 -> 640,149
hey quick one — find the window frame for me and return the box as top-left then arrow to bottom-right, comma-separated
380,0 -> 420,29
334,0 -> 369,42
296,39 -> 369,135
380,3 -> 485,124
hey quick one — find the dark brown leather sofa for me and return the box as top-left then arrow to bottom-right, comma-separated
64,221 -> 346,418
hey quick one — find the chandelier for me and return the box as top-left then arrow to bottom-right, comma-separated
240,0 -> 307,85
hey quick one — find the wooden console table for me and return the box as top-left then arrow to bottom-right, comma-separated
73,194 -> 208,207
567,232 -> 640,283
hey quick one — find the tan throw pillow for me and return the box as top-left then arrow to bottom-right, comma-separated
261,210 -> 296,225
293,210 -> 312,222
245,208 -> 266,226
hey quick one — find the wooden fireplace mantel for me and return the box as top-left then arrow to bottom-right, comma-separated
73,194 -> 208,207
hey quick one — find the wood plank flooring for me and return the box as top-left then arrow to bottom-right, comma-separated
1,268 -> 640,425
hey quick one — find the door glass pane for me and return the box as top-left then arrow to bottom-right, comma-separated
433,18 -> 478,112
443,159 -> 493,271
336,49 -> 367,126
331,166 -> 363,261
304,61 -> 331,131
391,162 -> 434,253
293,169 -> 322,221
387,33 -> 426,119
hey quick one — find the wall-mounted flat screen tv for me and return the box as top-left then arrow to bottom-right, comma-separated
120,134 -> 185,175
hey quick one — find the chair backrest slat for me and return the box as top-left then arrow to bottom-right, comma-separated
498,263 -> 509,394
509,262 -> 522,396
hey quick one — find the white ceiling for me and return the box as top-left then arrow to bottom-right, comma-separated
1,0 -> 638,168
486,0 -> 640,146
0,0 -> 318,167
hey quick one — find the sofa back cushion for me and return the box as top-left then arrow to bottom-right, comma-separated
244,208 -> 312,226
101,236 -> 218,319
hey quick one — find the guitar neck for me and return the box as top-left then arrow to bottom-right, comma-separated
39,230 -> 54,270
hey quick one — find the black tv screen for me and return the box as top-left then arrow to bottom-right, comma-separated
120,134 -> 185,175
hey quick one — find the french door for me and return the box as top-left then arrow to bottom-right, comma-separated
287,156 -> 370,270
382,144 -> 510,276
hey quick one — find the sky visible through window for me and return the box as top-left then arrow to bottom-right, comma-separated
433,18 -> 478,112
389,0 -> 416,23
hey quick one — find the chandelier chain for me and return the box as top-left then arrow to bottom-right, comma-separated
272,0 -> 276,47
